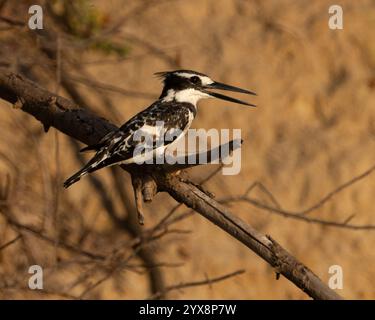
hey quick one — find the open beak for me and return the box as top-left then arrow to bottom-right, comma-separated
202,81 -> 257,107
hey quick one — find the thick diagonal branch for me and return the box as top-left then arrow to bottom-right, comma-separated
0,70 -> 343,300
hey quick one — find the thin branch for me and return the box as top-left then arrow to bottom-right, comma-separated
0,15 -> 25,27
0,235 -> 21,251
297,164 -> 375,216
222,195 -> 375,230
68,75 -> 156,99
3,213 -> 104,260
242,166 -> 375,218
148,269 -> 245,300
218,167 -> 375,230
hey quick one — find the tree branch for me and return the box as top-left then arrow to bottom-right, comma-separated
148,269 -> 245,300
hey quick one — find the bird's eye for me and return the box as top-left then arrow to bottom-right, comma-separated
190,76 -> 201,84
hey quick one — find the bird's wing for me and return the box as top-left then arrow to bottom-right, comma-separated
64,101 -> 193,188
108,101 -> 194,163
84,101 -> 193,159
80,130 -> 117,153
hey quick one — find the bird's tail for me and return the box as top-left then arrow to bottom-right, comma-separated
63,153 -> 107,188
63,166 -> 90,188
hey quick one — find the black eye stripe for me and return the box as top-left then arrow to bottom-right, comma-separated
190,76 -> 201,84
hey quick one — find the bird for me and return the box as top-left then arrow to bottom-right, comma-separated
63,70 -> 256,188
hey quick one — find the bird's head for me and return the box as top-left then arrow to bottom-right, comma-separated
155,70 -> 256,107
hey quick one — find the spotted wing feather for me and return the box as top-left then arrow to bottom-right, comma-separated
64,101 -> 194,188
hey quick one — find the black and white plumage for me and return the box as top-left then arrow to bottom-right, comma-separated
64,70 -> 256,188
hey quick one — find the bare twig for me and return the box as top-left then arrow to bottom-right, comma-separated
4,213 -> 104,260
0,235 -> 21,251
221,195 -> 375,230
297,164 -> 375,216
68,75 -> 156,99
148,269 -> 245,299
219,167 -> 375,230
0,15 -> 25,27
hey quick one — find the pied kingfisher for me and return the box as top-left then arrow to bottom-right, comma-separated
63,70 -> 256,188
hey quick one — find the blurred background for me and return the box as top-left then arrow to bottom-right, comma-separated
0,0 -> 374,299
